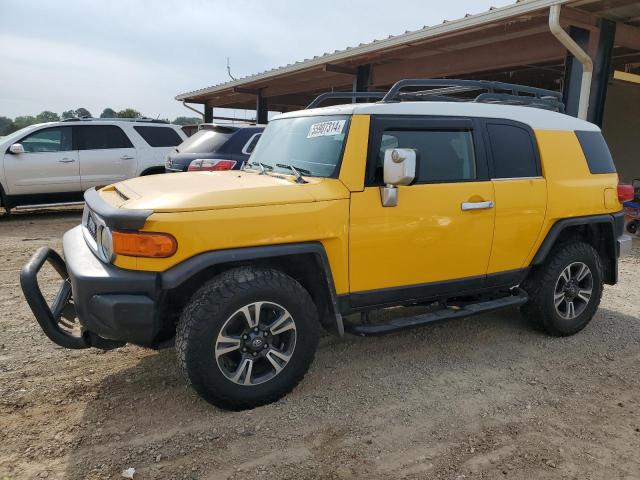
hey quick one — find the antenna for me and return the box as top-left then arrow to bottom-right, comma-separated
226,57 -> 236,81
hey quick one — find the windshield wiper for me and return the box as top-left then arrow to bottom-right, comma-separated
276,163 -> 309,184
245,161 -> 273,175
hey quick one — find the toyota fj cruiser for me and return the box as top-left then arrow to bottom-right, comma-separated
21,80 -> 632,410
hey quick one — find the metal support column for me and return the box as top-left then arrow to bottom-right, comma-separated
353,64 -> 371,102
589,19 -> 616,126
256,91 -> 268,124
204,105 -> 213,123
562,26 -> 591,118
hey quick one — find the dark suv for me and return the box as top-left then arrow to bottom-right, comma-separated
165,124 -> 264,172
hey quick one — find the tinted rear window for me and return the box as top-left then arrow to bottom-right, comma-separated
77,125 -> 133,150
575,130 -> 616,174
486,123 -> 539,178
178,128 -> 234,154
134,126 -> 182,147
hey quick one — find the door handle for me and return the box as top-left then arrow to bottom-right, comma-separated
59,158 -> 76,163
120,155 -> 134,160
461,200 -> 494,211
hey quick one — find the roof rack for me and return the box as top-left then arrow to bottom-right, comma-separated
306,91 -> 386,109
306,79 -> 564,113
62,117 -> 170,124
382,79 -> 564,112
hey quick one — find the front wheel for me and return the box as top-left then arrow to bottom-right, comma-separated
521,241 -> 604,336
176,267 -> 320,410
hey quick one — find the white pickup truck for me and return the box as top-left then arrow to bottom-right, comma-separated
0,118 -> 186,212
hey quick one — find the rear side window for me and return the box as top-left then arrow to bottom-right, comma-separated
77,125 -> 133,150
381,130 -> 476,183
486,123 -> 539,178
575,130 -> 616,174
242,133 -> 262,154
133,126 -> 183,147
177,128 -> 234,154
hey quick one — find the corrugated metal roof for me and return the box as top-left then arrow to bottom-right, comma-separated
176,0 -> 574,101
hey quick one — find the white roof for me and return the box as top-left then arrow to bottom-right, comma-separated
274,101 -> 600,132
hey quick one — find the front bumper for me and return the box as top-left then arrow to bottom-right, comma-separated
21,226 -> 162,349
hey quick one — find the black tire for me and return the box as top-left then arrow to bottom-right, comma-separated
176,267 -> 320,410
627,221 -> 639,235
521,241 -> 603,337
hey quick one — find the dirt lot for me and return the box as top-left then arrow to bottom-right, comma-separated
0,209 -> 639,480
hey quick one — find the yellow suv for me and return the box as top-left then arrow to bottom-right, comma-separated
21,80 -> 632,410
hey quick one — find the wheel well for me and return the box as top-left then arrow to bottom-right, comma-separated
538,222 -> 616,284
160,253 -> 335,335
140,166 -> 166,176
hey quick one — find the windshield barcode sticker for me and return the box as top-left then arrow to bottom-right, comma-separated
307,120 -> 346,138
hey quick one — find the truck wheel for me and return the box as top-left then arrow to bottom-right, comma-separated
176,267 -> 320,410
521,241 -> 603,336
627,220 -> 638,235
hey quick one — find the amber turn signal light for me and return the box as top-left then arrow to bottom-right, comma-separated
112,231 -> 177,258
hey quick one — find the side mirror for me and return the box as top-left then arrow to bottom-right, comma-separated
380,148 -> 417,207
9,143 -> 25,154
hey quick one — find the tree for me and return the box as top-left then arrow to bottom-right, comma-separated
12,116 -> 38,131
0,116 -> 14,135
36,111 -> 60,123
173,116 -> 201,126
117,108 -> 142,119
74,107 -> 92,118
100,108 -> 117,118
61,110 -> 76,120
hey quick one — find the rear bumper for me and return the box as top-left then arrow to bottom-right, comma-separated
21,226 -> 163,349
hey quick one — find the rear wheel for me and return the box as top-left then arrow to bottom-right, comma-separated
176,267 -> 320,410
627,220 -> 639,235
521,241 -> 603,336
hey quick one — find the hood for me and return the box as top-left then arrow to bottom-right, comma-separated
102,171 -> 350,212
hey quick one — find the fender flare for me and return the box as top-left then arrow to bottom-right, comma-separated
531,212 -> 624,284
160,242 -> 345,336
139,166 -> 166,176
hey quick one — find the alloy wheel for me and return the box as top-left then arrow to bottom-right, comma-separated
214,301 -> 297,386
553,262 -> 593,320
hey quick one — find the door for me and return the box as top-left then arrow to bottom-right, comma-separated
76,125 -> 137,190
483,121 -> 547,274
348,117 -> 495,307
3,126 -> 80,195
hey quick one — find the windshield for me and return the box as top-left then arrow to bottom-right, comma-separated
177,128 -> 235,154
248,115 -> 350,178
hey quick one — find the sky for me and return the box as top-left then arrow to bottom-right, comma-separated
0,0 -> 514,121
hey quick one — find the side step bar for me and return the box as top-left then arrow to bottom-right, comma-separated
345,291 -> 528,336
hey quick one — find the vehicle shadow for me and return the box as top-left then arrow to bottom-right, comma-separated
62,305 -> 638,479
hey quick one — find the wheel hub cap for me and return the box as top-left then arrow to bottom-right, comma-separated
246,334 -> 266,352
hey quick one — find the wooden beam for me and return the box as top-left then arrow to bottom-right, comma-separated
613,70 -> 640,84
262,74 -> 352,97
232,87 -> 259,95
615,23 -> 640,51
371,32 -> 565,86
323,63 -> 358,75
560,6 -> 599,31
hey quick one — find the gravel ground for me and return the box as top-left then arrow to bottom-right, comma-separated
0,209 -> 639,480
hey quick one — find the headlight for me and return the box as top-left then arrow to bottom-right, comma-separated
97,226 -> 114,262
